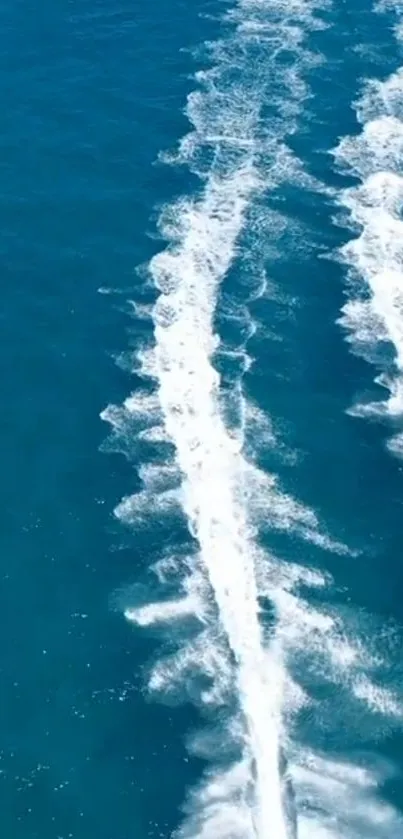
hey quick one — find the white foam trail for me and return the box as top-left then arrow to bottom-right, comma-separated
108,1 -> 328,835
150,159 -> 290,839
332,9 -> 403,453
102,0 -> 403,836
137,0 -> 333,833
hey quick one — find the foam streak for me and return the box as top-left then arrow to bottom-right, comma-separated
332,9 -> 403,453
101,0 -> 403,832
151,160 -> 290,838
145,0 -> 321,833
105,0 -> 386,836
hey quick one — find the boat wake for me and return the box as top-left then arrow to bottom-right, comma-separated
332,1 -> 403,456
101,0 -> 403,837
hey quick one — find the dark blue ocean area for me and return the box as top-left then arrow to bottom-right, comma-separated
1,1 -> 403,838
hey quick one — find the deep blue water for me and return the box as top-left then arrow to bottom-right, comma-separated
1,1 -> 403,838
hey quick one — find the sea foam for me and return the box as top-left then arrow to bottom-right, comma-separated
101,0 -> 403,836
332,8 -> 403,455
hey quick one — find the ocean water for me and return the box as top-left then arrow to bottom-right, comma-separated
2,0 -> 403,837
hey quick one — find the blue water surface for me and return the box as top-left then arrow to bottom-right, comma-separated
1,0 -> 403,837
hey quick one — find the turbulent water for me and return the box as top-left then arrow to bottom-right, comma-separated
332,1 -> 403,457
2,0 -> 403,838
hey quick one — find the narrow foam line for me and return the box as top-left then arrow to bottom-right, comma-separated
99,0 -> 403,833
142,0 -> 323,828
132,0 -> 339,833
150,163 -> 290,838
108,0 -> 359,836
332,8 -> 403,444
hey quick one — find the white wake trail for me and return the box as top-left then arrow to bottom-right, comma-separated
151,168 -> 288,838
141,0 -> 327,833
101,1 -> 388,837
100,0 -> 403,835
332,1 -> 403,454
